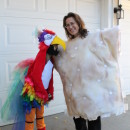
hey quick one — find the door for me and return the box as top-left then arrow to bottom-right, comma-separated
0,0 -> 101,125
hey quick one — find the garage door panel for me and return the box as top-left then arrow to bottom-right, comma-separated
0,18 -> 38,54
0,58 -> 7,92
44,90 -> 66,116
5,0 -> 37,11
53,70 -> 63,90
48,91 -> 65,107
86,23 -> 100,32
46,0 -> 69,13
0,54 -> 36,92
0,0 -> 101,24
0,91 -> 18,125
0,17 -> 66,54
44,104 -> 66,116
0,0 -> 69,20
0,91 -> 11,109
76,0 -> 100,25
0,0 -> 38,15
0,63 -> 2,84
76,0 -> 100,19
5,25 -> 36,50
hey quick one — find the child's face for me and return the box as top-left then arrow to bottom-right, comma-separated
53,44 -> 58,51
47,44 -> 59,56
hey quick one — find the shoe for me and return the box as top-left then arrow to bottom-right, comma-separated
73,117 -> 88,130
88,116 -> 101,130
37,127 -> 46,130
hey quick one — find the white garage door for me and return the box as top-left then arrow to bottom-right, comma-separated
119,0 -> 130,95
0,0 -> 101,125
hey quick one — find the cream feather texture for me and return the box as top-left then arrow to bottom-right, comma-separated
54,26 -> 125,120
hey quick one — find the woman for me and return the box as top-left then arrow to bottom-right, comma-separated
63,12 -> 101,130
54,12 -> 124,130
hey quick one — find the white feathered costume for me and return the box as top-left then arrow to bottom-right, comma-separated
54,26 -> 125,120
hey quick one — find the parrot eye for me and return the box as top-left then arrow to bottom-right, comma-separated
44,34 -> 52,40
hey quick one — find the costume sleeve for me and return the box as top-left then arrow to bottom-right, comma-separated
101,26 -> 120,61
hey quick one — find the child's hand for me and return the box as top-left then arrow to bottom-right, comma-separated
48,93 -> 53,101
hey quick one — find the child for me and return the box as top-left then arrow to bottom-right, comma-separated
1,29 -> 66,130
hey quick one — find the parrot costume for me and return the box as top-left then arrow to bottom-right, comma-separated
0,29 -> 66,130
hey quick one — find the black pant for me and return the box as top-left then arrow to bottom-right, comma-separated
73,116 -> 101,130
88,116 -> 101,130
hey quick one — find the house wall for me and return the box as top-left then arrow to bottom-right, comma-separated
118,0 -> 130,95
113,0 -> 130,96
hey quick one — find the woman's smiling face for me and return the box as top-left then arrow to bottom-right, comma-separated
65,17 -> 79,37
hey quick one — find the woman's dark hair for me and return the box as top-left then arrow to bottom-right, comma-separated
63,12 -> 88,39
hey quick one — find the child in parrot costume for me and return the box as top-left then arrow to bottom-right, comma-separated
0,29 -> 66,130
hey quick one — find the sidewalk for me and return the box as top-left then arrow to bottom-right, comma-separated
0,95 -> 130,130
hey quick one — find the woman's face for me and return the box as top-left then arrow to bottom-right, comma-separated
65,17 -> 79,37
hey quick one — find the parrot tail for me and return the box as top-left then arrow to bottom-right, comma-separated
0,58 -> 34,130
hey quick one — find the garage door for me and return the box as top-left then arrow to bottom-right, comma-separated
119,0 -> 130,95
0,0 -> 101,125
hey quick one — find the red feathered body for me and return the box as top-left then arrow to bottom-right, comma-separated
27,43 -> 54,101
21,42 -> 54,112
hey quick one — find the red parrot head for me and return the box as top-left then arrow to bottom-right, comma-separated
38,29 -> 66,50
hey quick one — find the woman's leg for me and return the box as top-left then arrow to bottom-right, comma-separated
25,108 -> 36,130
88,116 -> 101,130
36,105 -> 46,130
73,117 -> 88,130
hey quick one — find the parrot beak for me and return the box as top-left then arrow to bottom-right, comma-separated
51,36 -> 66,51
